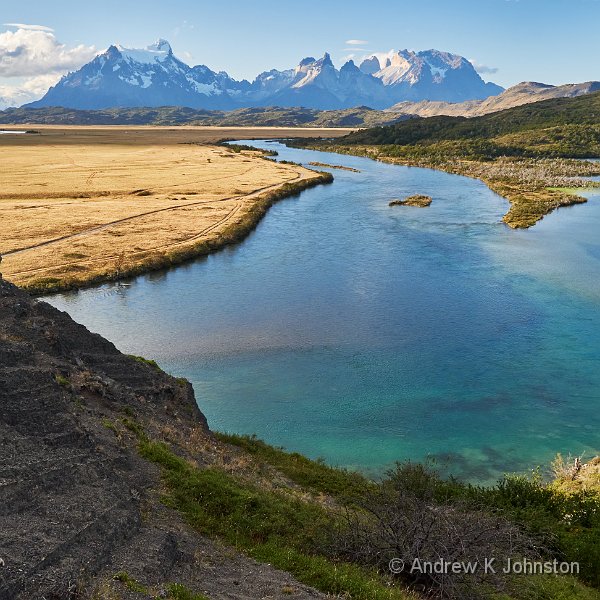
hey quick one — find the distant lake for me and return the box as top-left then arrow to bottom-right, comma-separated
46,141 -> 600,482
0,130 -> 28,134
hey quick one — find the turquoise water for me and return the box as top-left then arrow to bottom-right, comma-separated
46,142 -> 600,482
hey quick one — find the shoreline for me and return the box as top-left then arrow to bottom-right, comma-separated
1,127 -> 349,296
22,171 -> 333,296
302,143 -> 600,228
2,274 -> 600,599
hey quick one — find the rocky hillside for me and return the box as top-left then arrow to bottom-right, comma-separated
0,277 -> 326,600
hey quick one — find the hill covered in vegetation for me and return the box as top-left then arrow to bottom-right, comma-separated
0,105 -> 408,128
341,91 -> 600,159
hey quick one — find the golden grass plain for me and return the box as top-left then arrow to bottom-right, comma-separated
0,126 -> 350,292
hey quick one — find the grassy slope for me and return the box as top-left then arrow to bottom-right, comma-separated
135,434 -> 411,600
116,411 -> 600,600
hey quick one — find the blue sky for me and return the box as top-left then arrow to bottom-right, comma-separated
1,0 -> 599,106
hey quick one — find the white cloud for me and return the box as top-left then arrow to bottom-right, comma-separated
0,73 -> 62,108
0,86 -> 31,109
470,60 -> 499,75
0,27 -> 97,77
4,23 -> 55,32
344,47 -> 366,52
21,72 -> 62,94
345,39 -> 369,46
0,25 -> 97,107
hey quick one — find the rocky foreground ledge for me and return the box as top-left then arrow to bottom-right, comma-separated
0,278 -> 324,600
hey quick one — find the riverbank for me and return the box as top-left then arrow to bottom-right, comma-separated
43,138 -> 600,483
2,275 -> 599,600
0,127 -> 339,294
302,144 -> 600,228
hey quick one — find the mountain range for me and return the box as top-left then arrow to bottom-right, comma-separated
28,39 -> 503,111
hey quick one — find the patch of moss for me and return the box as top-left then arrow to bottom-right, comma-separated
166,582 -> 210,600
127,354 -> 163,372
113,571 -> 148,594
101,418 -> 118,434
54,373 -> 71,388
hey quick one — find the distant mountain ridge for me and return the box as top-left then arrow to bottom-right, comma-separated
388,81 -> 600,117
0,105 -> 410,128
28,39 -> 503,111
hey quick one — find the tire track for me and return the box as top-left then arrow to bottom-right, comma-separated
4,173 -> 301,258
6,172 -> 307,278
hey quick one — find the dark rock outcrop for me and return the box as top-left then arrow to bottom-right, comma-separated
0,278 -> 324,599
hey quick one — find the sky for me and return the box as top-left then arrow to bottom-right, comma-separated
1,0 -> 599,107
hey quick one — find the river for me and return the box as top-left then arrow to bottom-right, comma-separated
45,140 -> 600,482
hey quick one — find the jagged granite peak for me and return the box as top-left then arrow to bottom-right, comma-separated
340,59 -> 359,72
298,56 -> 317,66
358,55 -> 381,75
292,53 -> 338,89
320,52 -> 334,67
29,41 -> 505,111
359,48 -> 503,102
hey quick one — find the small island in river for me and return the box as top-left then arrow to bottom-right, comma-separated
389,194 -> 433,207
308,161 -> 360,172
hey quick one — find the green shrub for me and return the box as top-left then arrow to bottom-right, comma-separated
138,438 -> 409,599
391,465 -> 600,588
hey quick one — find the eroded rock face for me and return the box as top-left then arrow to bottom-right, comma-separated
0,278 -> 202,598
0,279 -> 324,599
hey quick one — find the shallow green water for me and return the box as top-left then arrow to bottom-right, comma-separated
46,142 -> 600,482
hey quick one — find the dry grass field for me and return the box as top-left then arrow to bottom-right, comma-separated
0,126 -> 350,292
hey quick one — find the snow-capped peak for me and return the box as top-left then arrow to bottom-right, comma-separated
115,39 -> 173,65
149,39 -> 172,53
292,53 -> 337,89
368,50 -> 415,85
29,42 -> 504,111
